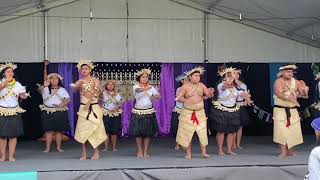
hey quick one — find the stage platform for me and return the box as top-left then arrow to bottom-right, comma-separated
0,136 -> 314,180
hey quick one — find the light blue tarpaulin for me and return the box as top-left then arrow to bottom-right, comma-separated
0,171 -> 37,180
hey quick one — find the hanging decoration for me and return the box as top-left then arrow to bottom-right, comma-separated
92,63 -> 161,101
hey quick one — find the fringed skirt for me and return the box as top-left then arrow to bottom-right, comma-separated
42,111 -> 70,132
103,114 -> 122,135
129,108 -> 159,137
239,106 -> 251,126
0,114 -> 24,138
209,102 -> 241,133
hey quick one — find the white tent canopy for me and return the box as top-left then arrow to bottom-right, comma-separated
0,0 -> 319,63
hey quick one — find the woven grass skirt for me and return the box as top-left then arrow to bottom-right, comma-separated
42,111 -> 70,132
0,114 -> 24,138
209,102 -> 241,133
103,114 -> 122,135
129,108 -> 159,137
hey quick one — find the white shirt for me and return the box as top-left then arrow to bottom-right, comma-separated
0,81 -> 26,108
175,87 -> 183,109
216,83 -> 243,107
236,82 -> 248,102
102,91 -> 122,111
133,84 -> 158,109
42,87 -> 70,107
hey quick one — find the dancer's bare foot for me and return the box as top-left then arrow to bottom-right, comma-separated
8,157 -> 15,162
217,151 -> 225,156
43,149 -> 50,153
201,153 -> 211,159
56,148 -> 64,153
0,156 -> 5,161
112,148 -> 118,152
237,146 -> 243,150
137,153 -> 143,159
288,151 -> 297,156
102,145 -> 108,152
80,152 -> 87,160
226,151 -> 237,156
185,150 -> 192,159
278,153 -> 287,159
91,150 -> 100,160
143,154 -> 150,158
232,145 -> 243,150
91,154 -> 99,160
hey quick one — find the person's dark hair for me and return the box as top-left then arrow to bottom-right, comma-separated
178,81 -> 184,87
81,64 -> 90,69
48,78 -> 63,94
136,74 -> 149,82
105,82 -> 115,91
0,67 -> 14,79
217,64 -> 226,74
189,70 -> 200,77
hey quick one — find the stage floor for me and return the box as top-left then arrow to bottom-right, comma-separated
0,136 -> 314,173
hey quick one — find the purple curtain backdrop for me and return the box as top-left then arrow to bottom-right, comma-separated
57,63 -> 79,136
121,63 -> 175,136
121,100 -> 134,136
154,63 -> 175,135
182,64 -> 197,73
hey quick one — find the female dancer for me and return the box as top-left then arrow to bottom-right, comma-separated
0,63 -> 29,161
129,68 -> 160,158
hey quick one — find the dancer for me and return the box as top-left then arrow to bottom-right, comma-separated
273,64 -> 308,158
171,74 -> 187,150
310,63 -> 320,118
38,60 -> 70,153
0,63 -> 29,161
72,59 -> 107,160
233,69 -> 252,149
129,68 -> 160,158
101,80 -> 123,152
310,63 -> 320,143
176,66 -> 214,159
209,67 -> 250,156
